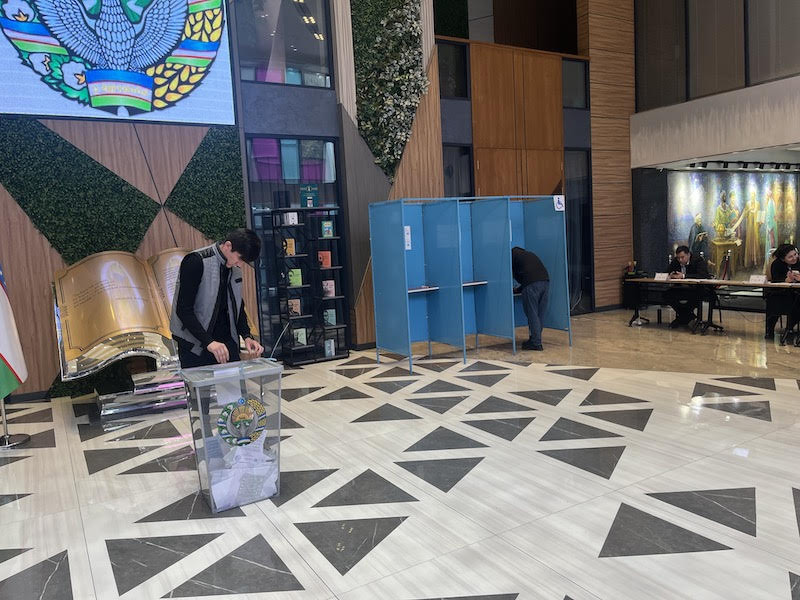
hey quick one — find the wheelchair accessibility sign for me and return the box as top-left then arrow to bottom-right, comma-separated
553,195 -> 565,211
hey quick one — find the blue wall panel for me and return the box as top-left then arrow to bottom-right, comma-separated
423,201 -> 465,349
510,201 -> 525,247
522,199 -> 571,332
404,204 -> 426,289
459,202 -> 477,334
472,198 -> 514,341
369,202 -> 411,356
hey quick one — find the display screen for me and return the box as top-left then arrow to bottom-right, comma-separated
668,170 -> 798,277
0,0 -> 235,124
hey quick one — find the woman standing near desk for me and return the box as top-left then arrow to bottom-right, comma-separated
767,244 -> 800,344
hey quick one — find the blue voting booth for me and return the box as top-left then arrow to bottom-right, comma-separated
369,196 -> 571,373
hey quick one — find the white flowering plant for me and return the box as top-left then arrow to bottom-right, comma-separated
352,0 -> 429,179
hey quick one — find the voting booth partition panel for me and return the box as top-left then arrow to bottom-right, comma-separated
369,196 -> 571,372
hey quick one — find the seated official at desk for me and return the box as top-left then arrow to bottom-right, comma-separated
666,245 -> 710,329
766,243 -> 800,344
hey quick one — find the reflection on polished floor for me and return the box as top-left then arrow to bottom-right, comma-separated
1,348 -> 799,599
460,308 -> 800,379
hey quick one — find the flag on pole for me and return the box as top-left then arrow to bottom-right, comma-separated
0,262 -> 28,398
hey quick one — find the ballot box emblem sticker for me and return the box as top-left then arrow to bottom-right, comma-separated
217,396 -> 268,446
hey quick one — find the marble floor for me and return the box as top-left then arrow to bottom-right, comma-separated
1,350 -> 800,599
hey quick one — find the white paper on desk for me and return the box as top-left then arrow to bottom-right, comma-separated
749,275 -> 767,284
654,272 -> 669,281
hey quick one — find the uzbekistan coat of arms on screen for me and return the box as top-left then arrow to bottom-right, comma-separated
0,0 -> 225,115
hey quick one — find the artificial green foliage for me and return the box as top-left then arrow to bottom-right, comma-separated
0,118 -> 160,264
433,0 -> 468,38
351,0 -> 429,178
165,126 -> 245,240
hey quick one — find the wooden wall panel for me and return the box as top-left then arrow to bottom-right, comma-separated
0,183 -> 67,394
133,124 -> 208,202
525,150 -> 563,195
475,148 -> 520,196
581,0 -> 635,307
40,119 -> 160,201
521,53 -> 563,150
390,48 -> 444,200
590,83 -> 635,119
591,118 -> 630,149
470,44 -> 517,149
330,0 -> 357,120
587,13 -> 634,55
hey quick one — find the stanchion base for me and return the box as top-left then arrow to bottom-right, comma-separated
0,433 -> 31,448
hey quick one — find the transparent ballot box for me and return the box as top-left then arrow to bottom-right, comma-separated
181,358 -> 283,513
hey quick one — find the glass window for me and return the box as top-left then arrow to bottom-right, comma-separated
562,59 -> 587,109
236,0 -> 331,87
438,42 -> 469,98
687,0 -> 745,98
748,0 -> 800,85
564,150 -> 593,313
635,0 -> 686,111
442,145 -> 473,197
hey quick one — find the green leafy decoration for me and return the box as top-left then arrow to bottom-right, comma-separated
0,118 -> 159,263
165,126 -> 246,240
351,0 -> 428,179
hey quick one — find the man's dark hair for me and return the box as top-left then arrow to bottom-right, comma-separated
675,245 -> 690,255
224,228 -> 261,263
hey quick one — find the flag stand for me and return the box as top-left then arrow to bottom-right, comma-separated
0,395 -> 30,448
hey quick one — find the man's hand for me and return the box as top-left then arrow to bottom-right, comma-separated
244,337 -> 264,357
207,341 -> 229,364
668,271 -> 685,280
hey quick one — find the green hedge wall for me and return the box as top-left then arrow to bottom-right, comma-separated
0,118 -> 160,264
351,0 -> 428,178
165,126 -> 245,240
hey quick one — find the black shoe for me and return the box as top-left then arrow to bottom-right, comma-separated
669,318 -> 682,329
780,330 -> 791,346
765,330 -> 775,339
521,341 -> 543,351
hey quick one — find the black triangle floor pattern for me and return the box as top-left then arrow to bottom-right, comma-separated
418,595 -> 519,600
108,419 -> 181,442
460,361 -> 510,372
367,380 -> 417,394
373,366 -> 418,378
714,376 -> 776,391
120,445 -> 196,475
467,396 -> 534,414
339,356 -> 379,366
3,408 -> 52,423
352,403 -> 422,423
415,380 -> 471,394
333,368 -> 377,379
406,396 -> 468,414
692,382 -> 759,399
704,401 -> 772,422
0,493 -> 30,508
0,550 -> 71,599
549,368 -> 598,381
463,417 -> 535,441
0,455 -> 30,468
163,534 -> 304,597
511,389 -> 571,406
313,386 -> 371,402
0,548 -> 30,565
457,373 -> 509,387
580,389 -> 647,406
538,446 -> 626,480
395,457 -> 484,492
794,488 -> 800,538
647,487 -> 756,536
599,503 -> 731,557
294,516 -> 407,575
540,417 -> 622,442
77,420 -> 143,442
415,361 -> 459,373
405,427 -> 489,452
136,492 -> 245,522
107,533 -> 221,595
271,469 -> 338,507
314,469 -> 418,507
583,408 -> 654,431
282,387 -> 324,402
84,447 -> 155,475
790,572 -> 800,600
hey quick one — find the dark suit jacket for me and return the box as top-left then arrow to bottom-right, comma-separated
668,255 -> 710,279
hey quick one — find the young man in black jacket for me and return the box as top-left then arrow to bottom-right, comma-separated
666,245 -> 710,329
512,246 -> 549,351
170,229 -> 264,368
